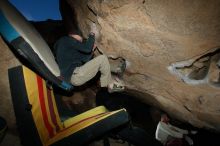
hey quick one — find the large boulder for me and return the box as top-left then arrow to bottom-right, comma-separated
66,0 -> 220,130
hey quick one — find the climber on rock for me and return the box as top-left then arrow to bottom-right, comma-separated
54,24 -> 125,93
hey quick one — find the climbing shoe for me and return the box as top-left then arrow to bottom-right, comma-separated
108,78 -> 125,93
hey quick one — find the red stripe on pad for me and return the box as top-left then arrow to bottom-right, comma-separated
36,76 -> 54,138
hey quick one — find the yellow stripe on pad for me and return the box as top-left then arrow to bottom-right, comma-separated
22,66 -> 49,145
63,106 -> 108,127
47,108 -> 126,145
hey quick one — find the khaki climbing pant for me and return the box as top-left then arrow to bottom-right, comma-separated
71,55 -> 111,87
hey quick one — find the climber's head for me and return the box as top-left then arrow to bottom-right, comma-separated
69,34 -> 83,42
68,29 -> 83,42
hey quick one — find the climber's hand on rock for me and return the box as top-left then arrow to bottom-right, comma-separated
90,22 -> 99,38
93,44 -> 97,51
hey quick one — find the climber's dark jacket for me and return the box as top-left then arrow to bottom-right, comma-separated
54,34 -> 95,81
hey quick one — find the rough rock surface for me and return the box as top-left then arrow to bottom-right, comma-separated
0,38 -> 20,128
67,0 -> 220,130
0,37 -> 21,145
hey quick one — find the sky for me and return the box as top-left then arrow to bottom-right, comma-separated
9,0 -> 61,21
